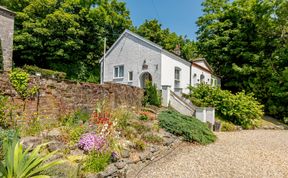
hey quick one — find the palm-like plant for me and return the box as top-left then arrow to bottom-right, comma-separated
0,138 -> 64,178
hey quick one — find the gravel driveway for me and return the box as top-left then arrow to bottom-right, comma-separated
137,130 -> 288,178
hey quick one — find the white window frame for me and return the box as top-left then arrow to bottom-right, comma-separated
128,71 -> 133,81
114,65 -> 124,79
174,67 -> 181,82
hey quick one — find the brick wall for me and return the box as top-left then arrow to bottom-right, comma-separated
0,73 -> 144,120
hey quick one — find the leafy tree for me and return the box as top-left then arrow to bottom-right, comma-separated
0,0 -> 132,82
197,0 -> 288,119
136,19 -> 199,60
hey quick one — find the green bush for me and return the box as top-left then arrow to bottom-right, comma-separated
186,84 -> 264,129
23,65 -> 67,80
83,152 -> 111,173
144,81 -> 161,107
139,114 -> 148,121
158,110 -> 216,144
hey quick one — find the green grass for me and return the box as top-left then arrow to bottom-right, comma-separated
158,110 -> 216,145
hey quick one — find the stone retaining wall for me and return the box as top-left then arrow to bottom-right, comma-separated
0,6 -> 15,71
0,73 -> 144,120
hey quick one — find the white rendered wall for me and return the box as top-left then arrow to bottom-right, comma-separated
160,53 -> 191,94
191,66 -> 212,87
103,33 -> 162,88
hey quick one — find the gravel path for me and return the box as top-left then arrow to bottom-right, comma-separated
137,130 -> 288,178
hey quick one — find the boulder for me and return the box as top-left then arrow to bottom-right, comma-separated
21,136 -> 42,150
98,164 -> 118,177
120,149 -> 130,158
47,141 -> 66,152
47,128 -> 62,139
115,160 -> 127,170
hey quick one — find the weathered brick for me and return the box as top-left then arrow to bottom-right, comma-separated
0,73 -> 144,120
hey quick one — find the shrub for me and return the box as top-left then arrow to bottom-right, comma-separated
139,114 -> 149,121
9,68 -> 38,111
142,134 -> 163,144
83,151 -> 111,173
220,120 -> 237,132
0,139 -> 64,178
186,84 -> 264,129
68,126 -> 86,145
133,139 -> 146,151
23,65 -> 66,80
144,81 -> 161,107
158,110 -> 216,144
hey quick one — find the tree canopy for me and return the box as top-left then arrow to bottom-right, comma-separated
0,0 -> 132,82
197,0 -> 288,119
136,19 -> 199,60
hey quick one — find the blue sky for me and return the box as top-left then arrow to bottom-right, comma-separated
120,0 -> 204,40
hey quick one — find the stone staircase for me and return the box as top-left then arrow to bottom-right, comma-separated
162,87 -> 215,124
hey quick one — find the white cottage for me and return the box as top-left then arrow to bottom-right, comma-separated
100,30 -> 220,95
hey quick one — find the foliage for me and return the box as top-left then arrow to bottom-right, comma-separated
60,109 -> 90,126
82,151 -> 111,173
78,133 -> 106,152
144,81 -> 161,107
139,114 -> 148,121
0,129 -> 18,160
20,117 -> 42,136
68,126 -> 85,145
197,0 -> 288,119
217,118 -> 237,132
283,117 -> 288,125
133,139 -> 146,151
142,134 -> 163,144
9,68 -> 38,111
136,19 -> 199,60
23,65 -> 66,79
158,110 -> 216,144
0,139 -> 64,178
0,0 -> 132,82
0,95 -> 10,128
187,84 -> 264,129
112,108 -> 136,130
130,122 -> 151,135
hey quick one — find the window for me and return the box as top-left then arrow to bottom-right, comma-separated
114,65 -> 124,78
174,67 -> 181,88
128,71 -> 133,81
200,74 -> 205,83
175,68 -> 181,81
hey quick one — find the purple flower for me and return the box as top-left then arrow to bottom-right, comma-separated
78,133 -> 106,152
